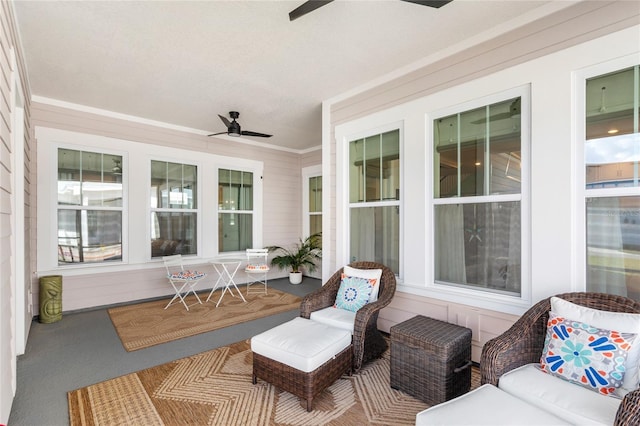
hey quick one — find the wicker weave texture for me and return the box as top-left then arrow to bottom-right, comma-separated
252,345 -> 352,412
300,261 -> 397,372
480,292 -> 640,426
390,315 -> 472,405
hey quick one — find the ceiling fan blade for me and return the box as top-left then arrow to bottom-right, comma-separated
218,114 -> 232,128
289,0 -> 334,21
207,131 -> 228,137
241,130 -> 272,138
401,0 -> 453,8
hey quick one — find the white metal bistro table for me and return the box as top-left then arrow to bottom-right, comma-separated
206,257 -> 247,307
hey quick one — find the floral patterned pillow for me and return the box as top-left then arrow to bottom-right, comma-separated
540,312 -> 637,396
245,264 -> 269,271
168,270 -> 206,280
334,274 -> 374,312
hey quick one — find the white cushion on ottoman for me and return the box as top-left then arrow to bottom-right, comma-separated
309,306 -> 356,334
499,364 -> 623,426
415,384 -> 570,425
251,317 -> 352,373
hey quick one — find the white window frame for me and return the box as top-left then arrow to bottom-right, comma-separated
337,121 -> 404,278
428,85 -> 531,304
302,165 -> 322,238
574,54 -> 640,290
54,145 -> 129,268
216,166 -> 261,254
36,127 -> 263,275
149,158 -> 200,259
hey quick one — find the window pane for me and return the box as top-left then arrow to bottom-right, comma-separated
350,206 -> 399,274
58,149 -> 122,207
310,214 -> 322,236
586,67 -> 636,139
381,130 -> 400,200
168,162 -> 185,208
434,115 -> 459,198
365,134 -> 382,201
459,107 -> 486,197
150,160 -> 167,208
309,176 -> 322,212
488,99 -> 521,195
151,161 -> 197,209
350,130 -> 400,203
150,161 -> 198,258
239,171 -> 253,210
80,151 -> 123,207
101,153 -> 123,207
434,202 -> 521,295
586,66 -> 639,189
58,210 -> 122,264
183,164 -> 197,209
219,213 -> 252,252
58,148 -> 81,205
349,139 -> 365,203
585,134 -> 640,188
586,196 -> 640,299
435,98 -> 521,197
150,212 -> 197,257
219,169 -> 253,211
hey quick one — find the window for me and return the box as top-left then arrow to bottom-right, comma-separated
57,148 -> 123,264
218,168 -> 253,252
309,175 -> 322,236
300,164 -> 323,243
433,93 -> 525,296
150,160 -> 198,258
584,65 -> 640,299
349,129 -> 400,273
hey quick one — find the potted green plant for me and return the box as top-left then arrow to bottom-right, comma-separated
266,233 -> 322,284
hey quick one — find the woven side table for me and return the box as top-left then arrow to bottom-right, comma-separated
390,315 -> 472,405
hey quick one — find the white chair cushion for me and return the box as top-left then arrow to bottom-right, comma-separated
250,317 -> 351,373
168,270 -> 206,280
309,306 -> 356,334
415,384 -> 569,425
245,264 -> 269,272
498,363 -> 622,426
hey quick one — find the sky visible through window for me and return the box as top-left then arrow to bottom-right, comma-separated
586,133 -> 640,164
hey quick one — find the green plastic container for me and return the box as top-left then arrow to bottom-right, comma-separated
39,275 -> 62,323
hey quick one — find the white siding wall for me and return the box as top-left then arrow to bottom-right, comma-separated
0,1 -> 33,423
325,2 -> 640,361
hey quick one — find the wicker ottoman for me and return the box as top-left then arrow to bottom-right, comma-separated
390,315 -> 472,405
251,317 -> 353,412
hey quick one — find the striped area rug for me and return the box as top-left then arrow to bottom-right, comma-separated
68,339 -> 481,426
108,288 -> 301,351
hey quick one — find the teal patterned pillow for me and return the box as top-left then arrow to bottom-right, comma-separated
334,274 -> 374,312
540,312 -> 637,396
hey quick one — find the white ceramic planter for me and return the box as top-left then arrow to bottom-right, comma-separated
289,272 -> 303,284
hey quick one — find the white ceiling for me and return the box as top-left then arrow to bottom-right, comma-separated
14,0 -> 563,151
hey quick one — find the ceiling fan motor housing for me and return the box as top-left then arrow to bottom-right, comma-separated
228,111 -> 241,136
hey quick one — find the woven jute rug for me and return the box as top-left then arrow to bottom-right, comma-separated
108,288 -> 301,351
68,339 -> 481,426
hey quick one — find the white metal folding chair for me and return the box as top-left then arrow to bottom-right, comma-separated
162,254 -> 206,310
245,248 -> 269,295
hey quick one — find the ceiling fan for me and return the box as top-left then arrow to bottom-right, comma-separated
208,111 -> 272,138
289,0 -> 452,21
